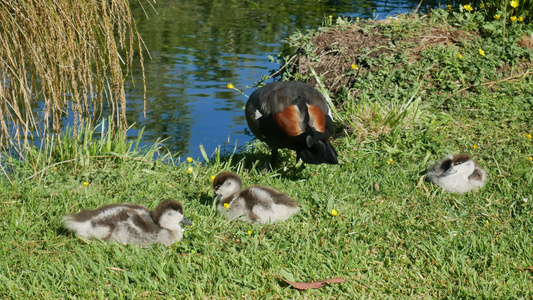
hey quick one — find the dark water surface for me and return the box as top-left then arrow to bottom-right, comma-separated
125,0 -> 429,160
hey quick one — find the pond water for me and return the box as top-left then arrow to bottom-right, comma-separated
124,0 -> 434,161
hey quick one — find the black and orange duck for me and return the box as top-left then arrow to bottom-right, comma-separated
245,81 -> 338,165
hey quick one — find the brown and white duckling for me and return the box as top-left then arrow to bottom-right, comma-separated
212,172 -> 300,224
426,153 -> 487,194
245,81 -> 338,166
62,199 -> 192,246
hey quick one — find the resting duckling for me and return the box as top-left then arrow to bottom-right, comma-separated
213,172 -> 300,223
426,153 -> 487,194
62,199 -> 192,246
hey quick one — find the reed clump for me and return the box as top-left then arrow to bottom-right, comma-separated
0,0 -> 148,165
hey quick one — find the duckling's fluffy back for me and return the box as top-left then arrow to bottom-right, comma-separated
62,204 -> 148,240
241,186 -> 300,223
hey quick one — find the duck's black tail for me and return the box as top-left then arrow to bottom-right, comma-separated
297,140 -> 338,164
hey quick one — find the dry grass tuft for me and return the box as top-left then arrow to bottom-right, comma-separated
339,95 -> 424,141
519,33 -> 533,49
0,0 -> 150,164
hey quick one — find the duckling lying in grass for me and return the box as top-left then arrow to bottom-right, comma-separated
213,172 -> 300,224
62,199 -> 192,246
426,153 -> 487,194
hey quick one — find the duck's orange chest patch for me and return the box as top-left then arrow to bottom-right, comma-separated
273,105 -> 303,137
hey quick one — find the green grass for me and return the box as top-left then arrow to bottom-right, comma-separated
1,10 -> 533,299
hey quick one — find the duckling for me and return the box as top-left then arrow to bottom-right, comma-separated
245,81 -> 338,166
62,199 -> 192,246
426,153 -> 487,194
213,172 -> 300,223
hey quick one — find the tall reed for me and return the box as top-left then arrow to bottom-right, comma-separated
0,0 -> 149,166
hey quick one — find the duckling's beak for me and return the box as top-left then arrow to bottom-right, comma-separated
441,167 -> 457,176
180,216 -> 192,226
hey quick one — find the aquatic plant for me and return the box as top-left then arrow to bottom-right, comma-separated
0,0 -> 150,164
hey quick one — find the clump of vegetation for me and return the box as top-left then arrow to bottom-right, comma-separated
277,7 -> 532,141
0,0 -> 150,166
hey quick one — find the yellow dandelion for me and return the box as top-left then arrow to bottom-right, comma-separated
478,49 -> 485,56
329,15 -> 333,19
187,167 -> 193,173
446,4 -> 452,10
82,182 -> 89,187
510,16 -> 517,21
473,144 -> 478,149
510,0 -> 519,8
457,53 -> 463,59
247,230 -> 252,235
226,83 -> 234,89
387,158 -> 393,164
517,16 -> 524,21
494,14 -> 501,19
224,203 -> 230,209
331,209 -> 338,216
526,134 -> 532,139
463,4 -> 473,11
351,63 -> 359,70
210,175 -> 216,182
186,157 -> 193,163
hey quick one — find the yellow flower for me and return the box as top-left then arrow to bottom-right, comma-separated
473,144 -> 478,149
387,158 -> 393,164
528,157 -> 532,161
187,167 -> 193,173
478,49 -> 485,56
494,14 -> 501,19
526,134 -> 532,139
457,53 -> 463,59
331,209 -> 338,216
510,16 -> 517,21
517,16 -> 524,21
510,0 -> 519,8
224,203 -> 230,209
329,15 -> 333,19
210,175 -> 216,182
82,182 -> 89,186
247,230 -> 252,235
446,5 -> 452,10
463,4 -> 473,11
226,83 -> 234,89
186,157 -> 193,163
351,63 -> 358,70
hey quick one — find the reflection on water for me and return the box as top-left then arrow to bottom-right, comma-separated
125,0 -> 432,160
